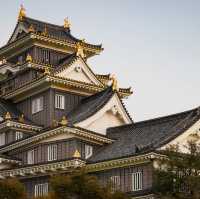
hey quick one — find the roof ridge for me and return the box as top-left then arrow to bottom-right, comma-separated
24,16 -> 64,29
108,107 -> 198,132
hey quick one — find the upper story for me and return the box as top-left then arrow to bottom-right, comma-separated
0,6 -> 133,130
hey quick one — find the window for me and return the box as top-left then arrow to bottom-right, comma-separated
110,176 -> 120,191
48,144 -> 57,161
16,131 -> 23,140
32,97 -> 44,114
132,172 -> 143,191
0,133 -> 5,146
85,144 -> 93,159
34,183 -> 48,197
27,149 -> 34,164
55,94 -> 65,109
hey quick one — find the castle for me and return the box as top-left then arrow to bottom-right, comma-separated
0,6 -> 199,199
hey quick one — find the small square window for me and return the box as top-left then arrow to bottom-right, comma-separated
32,97 -> 44,114
16,131 -> 23,140
27,149 -> 34,164
132,171 -> 143,191
35,183 -> 48,197
55,94 -> 65,109
48,144 -> 57,161
85,144 -> 93,159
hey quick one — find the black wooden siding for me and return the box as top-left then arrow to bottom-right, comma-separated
16,89 -> 84,127
7,139 -> 97,165
94,164 -> 153,193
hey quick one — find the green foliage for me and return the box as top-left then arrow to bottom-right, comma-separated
0,178 -> 27,199
47,170 -> 130,199
153,141 -> 200,199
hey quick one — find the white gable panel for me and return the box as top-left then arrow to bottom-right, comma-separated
75,93 -> 132,135
160,119 -> 200,153
56,58 -> 102,85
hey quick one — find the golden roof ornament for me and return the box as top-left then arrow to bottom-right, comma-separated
73,149 -> 81,158
18,4 -> 26,21
42,25 -> 48,36
60,116 -> 68,126
110,74 -> 118,91
4,112 -> 11,120
18,114 -> 24,123
76,42 -> 85,58
64,18 -> 71,29
26,54 -> 32,63
44,67 -> 50,75
28,25 -> 35,33
52,120 -> 58,128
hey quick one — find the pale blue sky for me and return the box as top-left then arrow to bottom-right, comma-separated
0,0 -> 200,122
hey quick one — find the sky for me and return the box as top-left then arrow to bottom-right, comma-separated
0,0 -> 200,122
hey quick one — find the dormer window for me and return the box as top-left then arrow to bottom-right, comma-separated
16,131 -> 23,140
85,144 -> 93,159
55,94 -> 65,109
32,96 -> 44,114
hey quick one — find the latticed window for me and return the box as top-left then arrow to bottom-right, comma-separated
32,97 -> 44,114
0,133 -> 5,146
34,183 -> 48,197
48,144 -> 57,161
132,172 -> 143,191
27,149 -> 34,164
110,176 -> 120,191
85,144 -> 93,159
55,94 -> 65,109
16,131 -> 23,140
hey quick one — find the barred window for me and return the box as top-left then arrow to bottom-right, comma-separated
32,97 -> 44,114
0,133 -> 5,146
48,144 -> 57,161
34,183 -> 48,197
110,176 -> 120,191
27,149 -> 34,164
85,144 -> 93,159
16,131 -> 23,140
55,94 -> 65,109
132,172 -> 143,191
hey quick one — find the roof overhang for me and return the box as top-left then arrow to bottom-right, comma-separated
0,73 -> 131,102
86,152 -> 167,172
0,33 -> 103,60
0,158 -> 85,179
0,120 -> 42,133
0,126 -> 114,153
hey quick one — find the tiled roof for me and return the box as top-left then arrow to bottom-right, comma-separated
89,107 -> 200,162
67,86 -> 114,124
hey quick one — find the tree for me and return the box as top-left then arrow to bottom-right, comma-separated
46,170 -> 130,199
153,141 -> 200,199
0,178 -> 27,199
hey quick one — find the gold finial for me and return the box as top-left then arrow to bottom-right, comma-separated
42,25 -> 48,36
18,114 -> 24,123
110,74 -> 118,91
26,54 -> 32,62
52,120 -> 58,128
73,149 -> 81,158
44,67 -> 50,75
18,4 -> 26,21
4,112 -> 11,120
60,116 -> 68,126
76,42 -> 85,58
28,25 -> 35,33
64,18 -> 71,29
